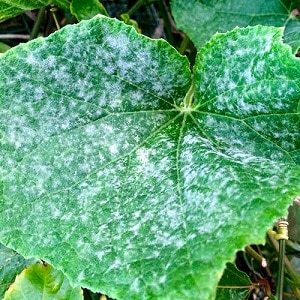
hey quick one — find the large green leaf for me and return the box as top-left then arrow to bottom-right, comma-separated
0,0 -> 70,22
0,243 -> 36,298
171,0 -> 300,49
0,16 -> 299,300
3,262 -> 83,300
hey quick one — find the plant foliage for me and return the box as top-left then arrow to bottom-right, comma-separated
3,261 -> 83,299
0,6 -> 299,300
0,243 -> 35,299
216,263 -> 252,299
0,0 -> 70,22
171,0 -> 300,51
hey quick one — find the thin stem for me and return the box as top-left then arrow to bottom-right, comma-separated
0,34 -> 30,40
276,239 -> 285,300
245,246 -> 267,267
179,34 -> 190,55
268,230 -> 300,299
157,0 -> 175,47
283,292 -> 298,299
242,249 -> 263,280
30,6 -> 46,40
50,6 -> 60,30
180,79 -> 194,111
126,0 -> 156,17
217,285 -> 252,289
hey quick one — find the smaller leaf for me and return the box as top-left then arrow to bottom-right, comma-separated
288,199 -> 300,243
71,0 -> 108,21
0,0 -> 70,22
3,261 -> 83,300
284,19 -> 300,54
0,42 -> 11,54
216,263 -> 252,299
0,243 -> 36,298
120,13 -> 141,33
171,0 -> 300,49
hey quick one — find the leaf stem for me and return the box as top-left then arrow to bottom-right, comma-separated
217,285 -> 252,289
181,80 -> 194,111
30,7 -> 46,40
245,245 -> 267,267
50,6 -> 60,30
157,0 -> 175,47
276,238 -> 286,300
179,34 -> 190,55
0,34 -> 30,40
126,0 -> 156,17
268,221 -> 300,299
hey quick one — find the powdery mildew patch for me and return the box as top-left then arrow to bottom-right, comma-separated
194,26 -> 299,118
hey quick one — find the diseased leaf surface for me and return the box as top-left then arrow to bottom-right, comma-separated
0,17 -> 299,300
3,262 -> 83,300
284,18 -> 300,53
171,0 -> 300,49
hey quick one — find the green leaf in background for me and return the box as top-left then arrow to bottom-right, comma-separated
0,243 -> 36,298
3,261 -> 83,300
171,0 -> 300,50
216,263 -> 252,299
288,199 -> 300,242
70,0 -> 108,21
0,0 -> 70,22
0,42 -> 11,54
0,16 -> 300,300
120,13 -> 141,33
284,18 -> 300,53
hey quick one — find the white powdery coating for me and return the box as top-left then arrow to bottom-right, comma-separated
0,16 -> 190,178
196,26 -> 299,119
179,126 -> 296,248
39,129 -> 188,293
179,133 -> 239,248
246,115 -> 300,153
5,111 -> 173,202
198,114 -> 291,163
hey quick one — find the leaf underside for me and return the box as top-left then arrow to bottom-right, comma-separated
0,16 -> 299,300
216,263 -> 252,299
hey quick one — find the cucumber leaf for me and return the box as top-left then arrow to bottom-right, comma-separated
70,0 -> 108,21
0,42 -> 11,54
171,0 -> 300,50
284,18 -> 300,53
0,16 -> 299,300
3,262 -> 83,300
0,0 -> 70,22
216,263 -> 252,299
0,243 -> 36,298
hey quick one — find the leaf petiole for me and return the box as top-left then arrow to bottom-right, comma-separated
179,79 -> 195,112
